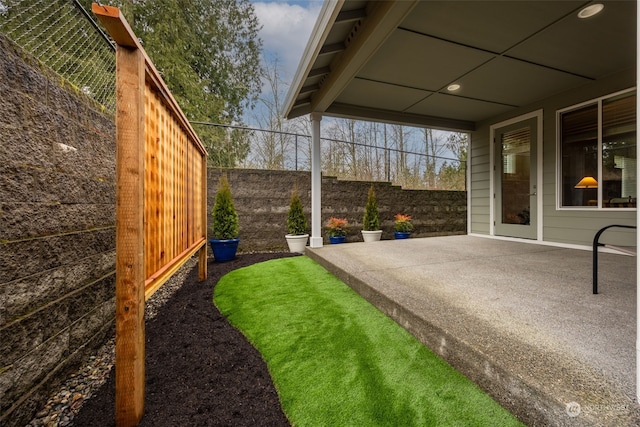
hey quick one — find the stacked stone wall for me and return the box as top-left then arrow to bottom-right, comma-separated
209,169 -> 466,252
0,34 -> 116,426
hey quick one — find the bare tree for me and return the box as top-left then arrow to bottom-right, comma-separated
437,132 -> 468,190
289,115 -> 313,171
244,54 -> 467,191
249,56 -> 294,169
423,129 -> 451,189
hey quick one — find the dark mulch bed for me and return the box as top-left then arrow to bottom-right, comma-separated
74,253 -> 297,426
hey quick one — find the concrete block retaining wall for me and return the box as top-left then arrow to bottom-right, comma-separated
0,34 -> 116,426
1,32 -> 466,425
209,168 -> 466,253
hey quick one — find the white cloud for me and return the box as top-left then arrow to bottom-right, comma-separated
253,1 -> 322,82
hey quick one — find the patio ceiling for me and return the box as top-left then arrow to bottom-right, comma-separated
283,0 -> 637,132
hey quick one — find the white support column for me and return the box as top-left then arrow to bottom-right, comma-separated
310,112 -> 323,248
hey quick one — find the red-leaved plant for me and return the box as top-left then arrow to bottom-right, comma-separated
326,217 -> 349,237
394,214 -> 414,232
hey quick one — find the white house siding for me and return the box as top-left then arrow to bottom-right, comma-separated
469,68 -> 636,247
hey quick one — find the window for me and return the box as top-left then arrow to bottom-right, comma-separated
559,90 -> 636,208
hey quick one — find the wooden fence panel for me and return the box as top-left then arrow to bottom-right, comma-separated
93,3 -> 208,426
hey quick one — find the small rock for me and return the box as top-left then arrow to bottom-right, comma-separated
70,399 -> 84,412
26,257 -> 196,427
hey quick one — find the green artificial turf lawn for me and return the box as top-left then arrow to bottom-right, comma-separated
214,256 -> 523,427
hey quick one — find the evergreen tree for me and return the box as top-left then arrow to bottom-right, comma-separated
211,174 -> 239,239
362,185 -> 380,231
81,0 -> 262,166
287,186 -> 308,235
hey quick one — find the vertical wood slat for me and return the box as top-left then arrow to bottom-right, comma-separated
156,100 -> 163,269
172,119 -> 179,254
166,112 -> 175,262
194,151 -> 201,239
160,103 -> 168,264
184,135 -> 188,245
144,91 -> 155,279
199,153 -> 208,281
180,127 -> 186,249
114,45 -> 146,427
187,144 -> 192,244
154,91 -> 160,274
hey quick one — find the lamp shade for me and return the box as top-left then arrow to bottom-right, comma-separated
575,176 -> 598,188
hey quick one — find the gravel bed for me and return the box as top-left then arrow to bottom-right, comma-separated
26,256 -> 199,427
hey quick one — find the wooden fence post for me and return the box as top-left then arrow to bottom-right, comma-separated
199,161 -> 208,281
114,43 -> 146,426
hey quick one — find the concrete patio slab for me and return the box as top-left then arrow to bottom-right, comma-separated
306,235 -> 639,426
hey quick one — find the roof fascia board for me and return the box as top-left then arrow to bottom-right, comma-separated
326,103 -> 476,132
310,0 -> 419,113
283,0 -> 345,118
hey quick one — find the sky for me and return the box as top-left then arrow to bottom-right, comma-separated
251,0 -> 322,83
243,0 -> 323,125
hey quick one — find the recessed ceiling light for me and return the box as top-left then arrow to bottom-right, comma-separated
447,84 -> 461,92
578,3 -> 604,19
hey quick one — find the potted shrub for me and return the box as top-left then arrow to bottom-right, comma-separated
326,217 -> 348,244
394,213 -> 413,239
285,186 -> 309,253
361,185 -> 382,242
209,174 -> 240,262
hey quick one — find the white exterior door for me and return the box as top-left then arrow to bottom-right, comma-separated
494,117 -> 538,240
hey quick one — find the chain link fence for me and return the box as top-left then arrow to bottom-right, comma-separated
0,0 -> 116,113
193,123 -> 467,191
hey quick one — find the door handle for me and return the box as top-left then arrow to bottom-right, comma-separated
529,192 -> 537,196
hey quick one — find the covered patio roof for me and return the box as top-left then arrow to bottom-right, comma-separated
283,0 -> 636,132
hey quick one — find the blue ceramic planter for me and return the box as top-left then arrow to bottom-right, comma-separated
394,231 -> 411,240
209,238 -> 240,262
329,235 -> 347,244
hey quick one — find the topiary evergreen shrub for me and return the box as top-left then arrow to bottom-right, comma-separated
287,186 -> 308,235
362,185 -> 380,231
211,174 -> 239,240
